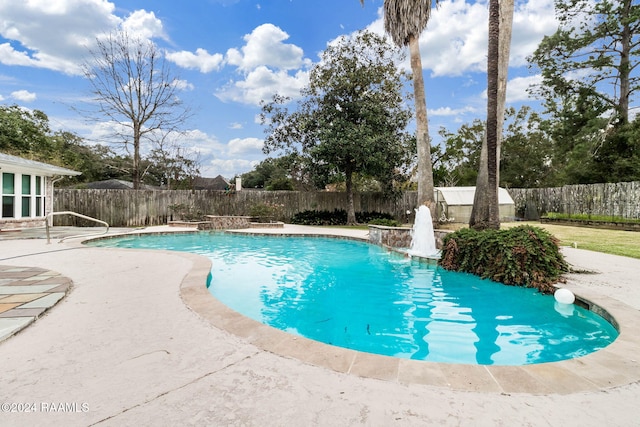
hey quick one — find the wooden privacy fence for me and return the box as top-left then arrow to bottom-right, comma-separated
54,181 -> 640,227
53,189 -> 419,227
509,181 -> 640,220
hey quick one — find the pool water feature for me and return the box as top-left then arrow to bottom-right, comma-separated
91,232 -> 618,366
408,205 -> 438,258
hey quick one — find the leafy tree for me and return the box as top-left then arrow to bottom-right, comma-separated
47,132 -> 109,185
528,0 -> 640,185
537,91 -> 609,185
82,30 -> 191,189
435,106 -> 553,189
359,0 -> 436,210
240,156 -> 298,190
500,107 -> 554,188
591,116 -> 640,182
433,122 -> 484,186
0,103 -> 199,188
530,0 -> 640,127
261,30 -> 413,224
0,105 -> 53,159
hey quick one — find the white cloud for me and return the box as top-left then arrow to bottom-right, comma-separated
0,43 -> 37,67
429,106 -> 478,116
366,0 -> 558,77
176,132 -> 264,178
215,23 -> 313,105
203,158 -> 257,179
121,10 -> 166,40
217,66 -> 309,105
166,48 -> 224,73
510,0 -> 560,67
476,74 -> 543,105
172,79 -> 194,91
11,89 -> 36,102
226,23 -> 311,71
420,0 -> 488,76
0,0 -> 121,74
0,2 -> 167,75
506,75 -> 542,103
178,129 -> 226,156
229,122 -> 243,129
227,137 -> 264,156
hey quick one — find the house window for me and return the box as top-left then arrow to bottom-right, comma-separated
2,172 -> 15,218
35,176 -> 43,217
22,175 -> 31,217
1,173 -> 46,219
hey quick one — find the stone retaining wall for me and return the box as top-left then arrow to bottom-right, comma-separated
368,225 -> 449,250
205,215 -> 252,230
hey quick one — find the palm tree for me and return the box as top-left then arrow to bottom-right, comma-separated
360,0 -> 436,211
469,0 -> 514,230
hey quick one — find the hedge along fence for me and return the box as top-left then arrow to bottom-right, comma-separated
509,181 -> 640,221
53,189 -> 420,227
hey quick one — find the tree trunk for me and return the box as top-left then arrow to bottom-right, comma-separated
409,34 -> 435,214
485,0 -> 500,229
345,170 -> 356,225
133,124 -> 141,190
469,0 -> 513,230
618,0 -> 631,125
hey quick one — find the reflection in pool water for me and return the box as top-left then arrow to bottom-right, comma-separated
91,232 -> 618,365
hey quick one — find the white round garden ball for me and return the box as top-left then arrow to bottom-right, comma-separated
554,288 -> 575,305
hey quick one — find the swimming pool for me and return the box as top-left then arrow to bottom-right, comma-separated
90,232 -> 618,366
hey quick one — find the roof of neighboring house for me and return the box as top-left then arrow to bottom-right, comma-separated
0,152 -> 81,176
435,186 -> 514,206
193,175 -> 230,190
84,179 -> 159,190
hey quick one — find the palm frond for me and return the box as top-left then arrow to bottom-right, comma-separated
383,0 -> 434,47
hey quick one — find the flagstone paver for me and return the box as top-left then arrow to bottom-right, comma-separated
0,265 -> 71,342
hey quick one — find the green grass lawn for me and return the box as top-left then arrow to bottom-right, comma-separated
503,222 -> 640,259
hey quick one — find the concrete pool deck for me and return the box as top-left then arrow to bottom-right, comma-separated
0,224 -> 639,426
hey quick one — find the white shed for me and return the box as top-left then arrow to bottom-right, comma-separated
0,153 -> 81,230
434,186 -> 515,223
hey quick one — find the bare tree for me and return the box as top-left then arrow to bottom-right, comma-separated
82,31 -> 190,189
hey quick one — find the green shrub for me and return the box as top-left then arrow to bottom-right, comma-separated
356,211 -> 395,224
249,202 -> 284,220
290,209 -> 397,226
545,212 -> 640,224
290,209 -> 348,225
439,225 -> 569,293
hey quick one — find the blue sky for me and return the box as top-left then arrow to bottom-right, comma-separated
0,0 -> 558,179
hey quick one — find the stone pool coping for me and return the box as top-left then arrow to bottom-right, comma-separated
172,226 -> 640,395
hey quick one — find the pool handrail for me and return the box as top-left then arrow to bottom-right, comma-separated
45,211 -> 110,244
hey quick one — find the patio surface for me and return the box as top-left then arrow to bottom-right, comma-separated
0,224 -> 639,426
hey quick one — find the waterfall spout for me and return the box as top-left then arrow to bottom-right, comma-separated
407,205 -> 439,258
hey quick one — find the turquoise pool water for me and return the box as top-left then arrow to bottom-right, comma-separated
90,232 -> 618,365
